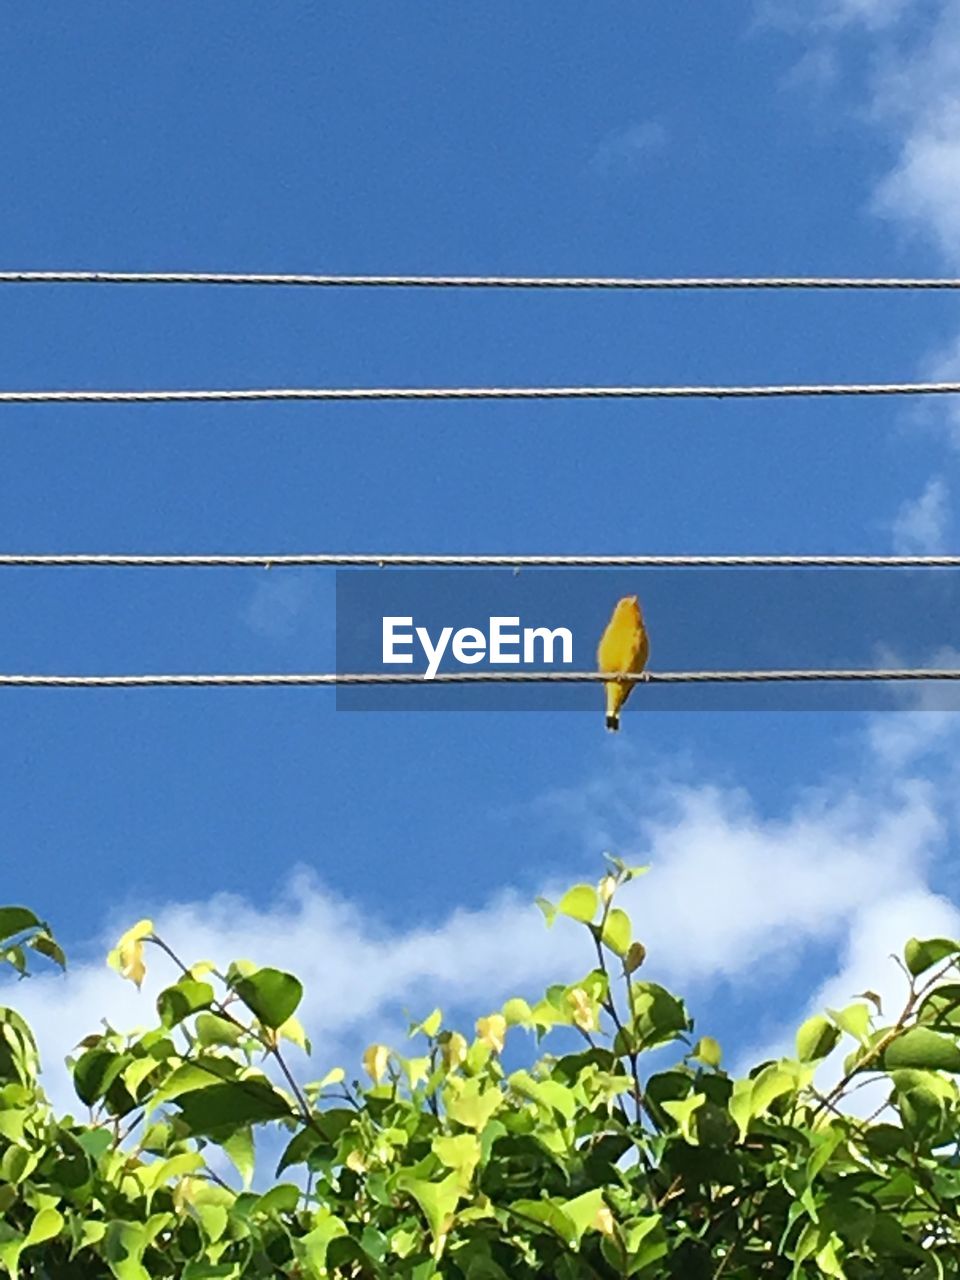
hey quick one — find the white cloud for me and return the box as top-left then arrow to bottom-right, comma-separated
7,876 -> 583,1115
868,706 -> 958,768
615,776 -> 941,987
808,887 -> 960,1021
765,0 -> 960,259
819,0 -> 913,29
922,333 -> 960,446
742,886 -> 960,1114
591,121 -> 667,175
6,711 -> 955,1118
762,0 -> 911,33
874,109 -> 960,260
789,0 -> 960,263
891,476 -> 951,552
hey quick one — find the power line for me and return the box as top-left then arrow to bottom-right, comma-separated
4,271 -> 960,291
1,553 -> 960,569
0,670 -> 957,688
3,381 -> 960,405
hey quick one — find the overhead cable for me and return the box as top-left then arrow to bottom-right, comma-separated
0,554 -> 959,569
0,669 -> 957,688
2,381 -> 960,405
4,271 -> 960,291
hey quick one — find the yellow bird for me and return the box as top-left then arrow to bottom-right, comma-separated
596,595 -> 649,732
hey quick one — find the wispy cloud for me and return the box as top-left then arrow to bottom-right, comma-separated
762,0 -> 912,33
891,476 -> 951,552
591,121 -> 667,176
6,708 -> 955,1116
786,0 -> 960,262
816,0 -> 913,29
741,885 -> 960,1105
874,107 -> 960,261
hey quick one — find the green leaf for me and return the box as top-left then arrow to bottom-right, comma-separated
895,1076 -> 952,1139
600,908 -> 632,957
71,1219 -> 107,1258
232,967 -> 302,1029
444,1078 -> 503,1130
904,936 -> 960,977
276,1014 -> 310,1054
691,1036 -> 722,1068
156,979 -> 215,1029
501,997 -> 533,1027
730,1064 -> 799,1138
534,897 -> 556,927
27,932 -> 66,970
174,1081 -> 292,1135
624,982 -> 690,1051
195,1013 -> 245,1047
881,1027 -> 960,1072
918,983 -> 960,1027
863,1123 -> 908,1158
561,1188 -> 607,1245
557,884 -> 598,924
0,908 -> 40,944
796,1014 -> 842,1063
222,1126 -> 255,1189
751,1065 -> 800,1115
181,1264 -> 239,1280
1,945 -> 26,977
255,1182 -> 301,1217
620,1216 -> 664,1263
603,855 -> 650,883
432,1133 -> 481,1179
193,1203 -> 229,1246
150,1058 -> 241,1109
414,1008 -> 442,1038
509,1069 -> 576,1121
276,1127 -> 324,1176
0,1144 -> 38,1183
396,1172 -> 462,1239
104,1221 -> 152,1280
294,1213 -> 350,1277
661,1092 -> 706,1143
827,1003 -> 872,1046
815,1233 -> 846,1279
509,1198 -> 577,1247
73,1047 -> 130,1106
305,1066 -> 346,1098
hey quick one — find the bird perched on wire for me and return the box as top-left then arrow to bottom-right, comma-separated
597,595 -> 649,731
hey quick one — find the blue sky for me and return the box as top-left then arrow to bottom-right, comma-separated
4,0 -> 960,1105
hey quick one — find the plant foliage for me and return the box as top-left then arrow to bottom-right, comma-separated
1,861 -> 959,1276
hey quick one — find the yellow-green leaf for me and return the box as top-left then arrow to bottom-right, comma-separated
691,1036 -> 722,1068
501,997 -> 533,1027
444,1077 -> 503,1130
796,1014 -> 842,1063
661,1092 -> 706,1143
363,1044 -> 390,1084
827,1003 -> 872,1047
557,884 -> 598,924
600,908 -> 632,957
107,919 -> 154,990
905,936 -> 960,977
476,1014 -> 507,1054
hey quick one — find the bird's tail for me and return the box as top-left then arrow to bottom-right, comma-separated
605,713 -> 619,732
